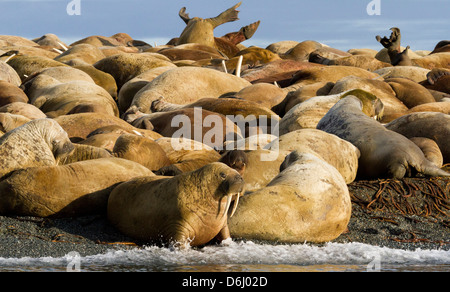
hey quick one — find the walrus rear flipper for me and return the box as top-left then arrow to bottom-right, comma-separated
209,2 -> 242,28
179,7 -> 191,24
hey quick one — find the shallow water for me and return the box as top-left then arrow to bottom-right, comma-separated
0,241 -> 449,272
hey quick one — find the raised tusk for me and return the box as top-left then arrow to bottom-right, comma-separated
235,55 -> 243,78
230,193 -> 240,218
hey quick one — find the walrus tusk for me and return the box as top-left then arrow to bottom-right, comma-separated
223,194 -> 233,219
229,193 -> 240,218
53,48 -> 63,54
222,60 -> 228,73
4,53 -> 16,63
57,41 -> 68,51
236,55 -> 243,77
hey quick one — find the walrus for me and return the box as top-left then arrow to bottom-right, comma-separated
376,28 -> 450,69
316,96 -> 450,179
385,112 -> 450,164
0,80 -> 28,107
279,89 -> 384,135
264,128 -> 360,184
385,77 -> 436,108
150,97 -> 280,136
28,80 -> 119,118
59,143 -> 113,165
0,113 -> 31,133
284,65 -> 379,93
175,2 -> 259,57
130,108 -> 242,149
421,68 -> 450,94
0,157 -> 153,218
240,59 -> 323,85
54,44 -> 106,65
0,60 -> 22,86
6,54 -> 68,81
228,151 -> 351,244
93,53 -> 176,89
107,162 -> 245,247
271,81 -> 334,116
409,137 -> 443,168
328,75 -> 408,123
154,137 -> 221,176
219,150 -> 248,176
70,33 -> 134,48
0,118 -> 74,179
54,113 -> 162,141
374,66 -> 430,83
112,133 -> 171,171
125,66 -> 251,115
71,64 -> 118,100
309,53 -> 392,71
232,83 -> 287,111
117,66 -> 175,113
0,102 -> 46,120
32,33 -> 69,51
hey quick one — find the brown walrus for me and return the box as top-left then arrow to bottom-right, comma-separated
0,157 -> 153,218
107,162 -> 245,247
175,2 -> 260,57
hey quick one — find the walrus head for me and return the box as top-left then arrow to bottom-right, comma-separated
191,162 -> 245,220
340,89 -> 384,121
32,119 -> 75,164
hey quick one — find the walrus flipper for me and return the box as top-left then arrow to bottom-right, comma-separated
209,2 -> 242,28
179,7 -> 191,24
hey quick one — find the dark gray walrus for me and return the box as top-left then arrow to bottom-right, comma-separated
317,96 -> 450,179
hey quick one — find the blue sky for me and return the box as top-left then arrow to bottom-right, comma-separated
0,0 -> 448,51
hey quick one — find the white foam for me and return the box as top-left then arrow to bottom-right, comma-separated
0,242 -> 449,272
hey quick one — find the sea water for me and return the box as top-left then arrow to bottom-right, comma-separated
0,241 -> 448,272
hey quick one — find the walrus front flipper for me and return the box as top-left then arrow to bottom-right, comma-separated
209,2 -> 242,28
376,27 -> 404,65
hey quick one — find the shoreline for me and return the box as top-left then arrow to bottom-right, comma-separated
0,176 -> 448,260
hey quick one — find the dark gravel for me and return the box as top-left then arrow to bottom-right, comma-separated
0,176 -> 448,259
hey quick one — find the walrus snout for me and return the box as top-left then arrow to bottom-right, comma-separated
54,141 -> 75,158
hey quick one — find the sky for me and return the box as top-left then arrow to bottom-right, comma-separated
0,0 -> 449,51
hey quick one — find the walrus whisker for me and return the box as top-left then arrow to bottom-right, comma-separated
230,193 -> 240,218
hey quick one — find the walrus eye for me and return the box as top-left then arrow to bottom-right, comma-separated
219,172 -> 227,180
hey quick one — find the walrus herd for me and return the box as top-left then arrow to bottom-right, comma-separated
0,3 -> 449,248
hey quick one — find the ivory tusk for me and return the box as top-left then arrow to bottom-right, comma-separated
222,60 -> 228,74
235,55 -> 243,77
223,194 -> 232,219
53,48 -> 63,54
230,193 -> 240,218
5,53 -> 16,63
57,41 -> 68,51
